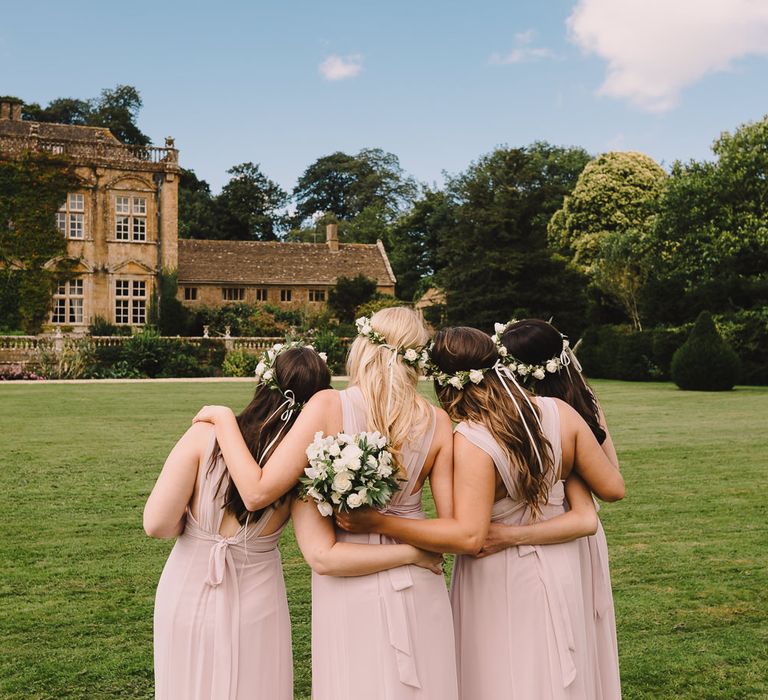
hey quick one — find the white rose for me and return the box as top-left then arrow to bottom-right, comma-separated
332,471 -> 353,493
507,363 -> 517,373
317,501 -> 333,517
517,365 -> 529,376
366,454 -> 377,469
533,368 -> 546,380
340,443 -> 363,464
346,492 -> 365,509
449,376 -> 463,389
331,492 -> 342,504
263,369 -> 274,381
469,369 -> 484,384
494,322 -> 507,335
273,343 -> 284,352
318,352 -> 327,362
328,442 -> 341,457
255,361 -> 267,374
377,462 -> 393,478
404,348 -> 418,362
307,486 -> 322,500
304,466 -> 320,479
546,360 -> 559,373
498,346 -> 508,357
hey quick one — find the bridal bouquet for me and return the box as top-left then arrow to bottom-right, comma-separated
299,431 -> 401,516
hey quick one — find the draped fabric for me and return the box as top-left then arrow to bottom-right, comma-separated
153,429 -> 293,700
311,386 -> 458,700
451,397 -> 600,700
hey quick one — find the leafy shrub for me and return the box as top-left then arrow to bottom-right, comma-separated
715,308 -> 768,385
671,311 -> 740,391
328,275 -> 378,323
190,303 -> 288,337
354,296 -> 402,319
309,329 -> 348,375
222,350 -> 259,377
89,315 -> 131,337
35,337 -> 98,379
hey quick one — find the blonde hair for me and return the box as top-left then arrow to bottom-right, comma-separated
346,307 -> 432,463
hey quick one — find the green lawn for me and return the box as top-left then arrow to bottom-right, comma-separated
0,380 -> 766,699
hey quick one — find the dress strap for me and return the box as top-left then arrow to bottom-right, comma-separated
455,421 -> 518,498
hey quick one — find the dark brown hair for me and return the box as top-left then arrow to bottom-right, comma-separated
431,327 -> 555,517
500,319 -> 606,444
211,346 -> 331,524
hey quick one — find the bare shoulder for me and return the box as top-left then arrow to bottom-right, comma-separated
305,388 -> 339,411
433,406 -> 453,433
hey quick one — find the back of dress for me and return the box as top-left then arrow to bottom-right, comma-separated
450,396 -> 596,700
153,428 -> 293,700
311,385 -> 458,700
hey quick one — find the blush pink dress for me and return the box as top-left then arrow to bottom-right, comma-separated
451,397 -> 597,700
153,429 -> 293,700
310,386 -> 458,700
578,513 -> 621,698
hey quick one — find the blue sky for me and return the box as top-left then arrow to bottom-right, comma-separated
3,0 -> 768,192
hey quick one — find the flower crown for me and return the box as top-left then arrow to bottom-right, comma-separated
355,315 -> 430,370
254,340 -> 328,402
491,320 -> 567,381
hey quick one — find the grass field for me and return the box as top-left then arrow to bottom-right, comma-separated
0,379 -> 766,699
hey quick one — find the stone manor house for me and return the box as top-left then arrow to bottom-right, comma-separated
0,98 -> 396,331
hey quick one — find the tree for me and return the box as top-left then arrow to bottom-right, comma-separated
178,168 -> 219,239
648,116 -> 768,323
548,151 -> 667,268
436,143 -> 591,335
386,188 -> 453,301
0,153 -> 79,333
22,84 -> 151,146
215,162 -> 288,240
292,148 -> 417,228
328,275 -> 378,323
671,311 -> 740,390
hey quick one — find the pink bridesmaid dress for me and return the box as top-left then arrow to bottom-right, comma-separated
451,396 -> 597,700
578,512 -> 622,698
153,430 -> 293,700
311,386 -> 458,700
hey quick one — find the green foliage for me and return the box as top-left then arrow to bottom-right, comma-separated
0,152 -> 80,333
23,84 -> 151,146
151,270 -> 191,336
715,308 -> 768,385
221,350 -> 259,377
215,162 -> 288,240
548,151 -> 667,267
354,295 -> 401,318
190,303 -> 288,337
292,148 -> 417,225
35,337 -> 98,379
328,274 -> 378,323
671,312 -> 740,391
308,328 -> 347,374
88,315 -> 131,337
436,142 -> 591,335
178,168 -> 218,239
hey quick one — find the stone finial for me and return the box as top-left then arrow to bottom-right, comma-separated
203,325 -> 210,339
165,136 -> 175,149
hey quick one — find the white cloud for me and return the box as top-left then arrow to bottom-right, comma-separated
567,0 -> 768,112
319,54 -> 363,81
490,29 -> 557,65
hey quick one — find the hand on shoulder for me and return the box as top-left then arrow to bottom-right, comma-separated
192,404 -> 235,425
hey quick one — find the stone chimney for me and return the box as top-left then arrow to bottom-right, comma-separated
0,99 -> 23,121
326,223 -> 339,252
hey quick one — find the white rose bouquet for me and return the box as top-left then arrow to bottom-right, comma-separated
299,431 -> 402,516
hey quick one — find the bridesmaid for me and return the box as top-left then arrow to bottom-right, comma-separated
337,327 -> 624,699
144,343 -> 439,700
197,307 -> 459,699
489,318 -> 622,699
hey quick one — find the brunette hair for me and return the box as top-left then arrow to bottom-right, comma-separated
431,326 -> 555,516
211,346 -> 331,524
500,319 -> 606,444
346,307 -> 432,467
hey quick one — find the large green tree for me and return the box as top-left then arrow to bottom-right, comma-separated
215,162 -> 288,240
292,148 -> 417,228
436,142 -> 591,334
0,153 -> 79,332
548,151 -> 667,268
647,116 -> 768,323
23,85 -> 151,146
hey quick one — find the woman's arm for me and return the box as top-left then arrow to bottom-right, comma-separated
291,499 -> 442,576
335,432 -> 496,556
143,423 -> 209,538
597,404 -> 620,469
559,401 -> 625,502
192,390 -> 336,512
475,473 -> 597,557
